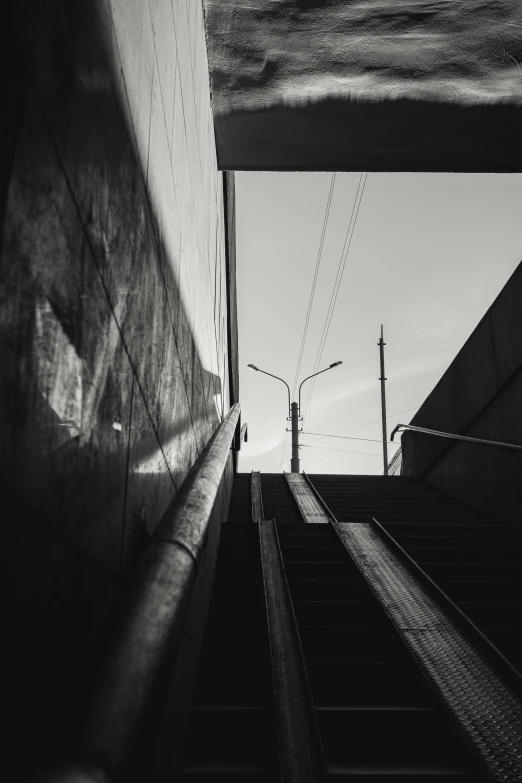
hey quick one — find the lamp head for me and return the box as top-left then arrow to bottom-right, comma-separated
330,361 -> 342,368
247,363 -> 259,371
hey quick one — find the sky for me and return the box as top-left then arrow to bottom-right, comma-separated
235,172 -> 522,475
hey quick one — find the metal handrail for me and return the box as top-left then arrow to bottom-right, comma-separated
388,446 -> 402,467
240,422 -> 248,444
258,521 -> 326,781
234,416 -> 248,451
50,403 -> 242,782
391,423 -> 522,451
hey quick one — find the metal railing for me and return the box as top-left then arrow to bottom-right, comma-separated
387,446 -> 402,476
391,423 -> 522,451
239,421 -> 248,446
49,404 -> 242,782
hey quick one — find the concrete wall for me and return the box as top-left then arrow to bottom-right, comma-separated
401,263 -> 522,523
212,98 -> 522,172
0,1 -> 235,776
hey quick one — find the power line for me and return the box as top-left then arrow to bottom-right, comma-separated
303,172 -> 368,418
271,406 -> 417,470
303,172 -> 366,416
307,406 -> 419,444
304,172 -> 368,415
271,449 -> 292,472
301,444 -> 383,457
276,431 -> 289,471
291,174 -> 337,401
302,431 -> 396,444
301,449 -> 337,471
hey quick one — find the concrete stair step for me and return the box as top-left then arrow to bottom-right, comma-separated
326,764 -> 470,779
307,660 -> 433,707
316,707 -> 468,767
284,560 -> 360,581
288,578 -> 371,600
407,547 -> 522,564
299,624 -> 403,662
278,532 -> 336,547
459,601 -> 522,629
178,764 -> 274,781
293,599 -> 383,627
393,535 -> 522,549
183,706 -> 275,767
280,545 -> 348,562
445,580 -> 522,601
422,562 -> 522,581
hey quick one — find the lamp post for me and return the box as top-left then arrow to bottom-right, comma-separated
248,361 -> 342,473
377,326 -> 388,476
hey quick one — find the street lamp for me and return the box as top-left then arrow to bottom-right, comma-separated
247,365 -> 291,417
298,361 -> 342,417
248,361 -> 342,473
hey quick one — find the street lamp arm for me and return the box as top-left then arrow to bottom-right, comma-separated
298,361 -> 342,415
248,365 -> 291,416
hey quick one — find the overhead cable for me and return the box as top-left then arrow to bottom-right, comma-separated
291,173 -> 337,401
303,172 -> 368,418
306,406 -> 420,444
301,449 -> 336,471
276,431 -> 290,472
300,444 -> 384,457
301,431 -> 395,444
303,172 -> 367,416
271,448 -> 292,472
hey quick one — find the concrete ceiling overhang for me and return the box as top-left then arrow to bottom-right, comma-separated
204,0 -> 522,171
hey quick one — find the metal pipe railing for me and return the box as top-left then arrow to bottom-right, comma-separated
233,415 -> 248,451
387,446 -> 402,476
49,403 -> 242,783
240,422 -> 248,445
258,520 -> 326,781
391,423 -> 522,451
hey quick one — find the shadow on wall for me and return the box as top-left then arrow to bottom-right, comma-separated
214,96 -> 522,171
0,1 -> 226,777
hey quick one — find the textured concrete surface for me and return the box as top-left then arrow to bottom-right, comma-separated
206,0 -> 522,170
207,0 -> 522,111
0,0 -> 234,776
402,262 -> 522,523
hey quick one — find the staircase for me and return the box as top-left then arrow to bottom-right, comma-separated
179,525 -> 277,780
277,521 -> 474,780
311,475 -> 522,675
381,521 -> 522,673
227,473 -> 252,524
179,472 -> 522,780
260,474 -> 303,522
309,475 -> 478,523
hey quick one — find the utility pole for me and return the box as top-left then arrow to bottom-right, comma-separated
378,325 -> 388,475
290,401 -> 300,473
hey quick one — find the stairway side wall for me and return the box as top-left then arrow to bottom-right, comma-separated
0,1 -> 235,776
401,262 -> 522,524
